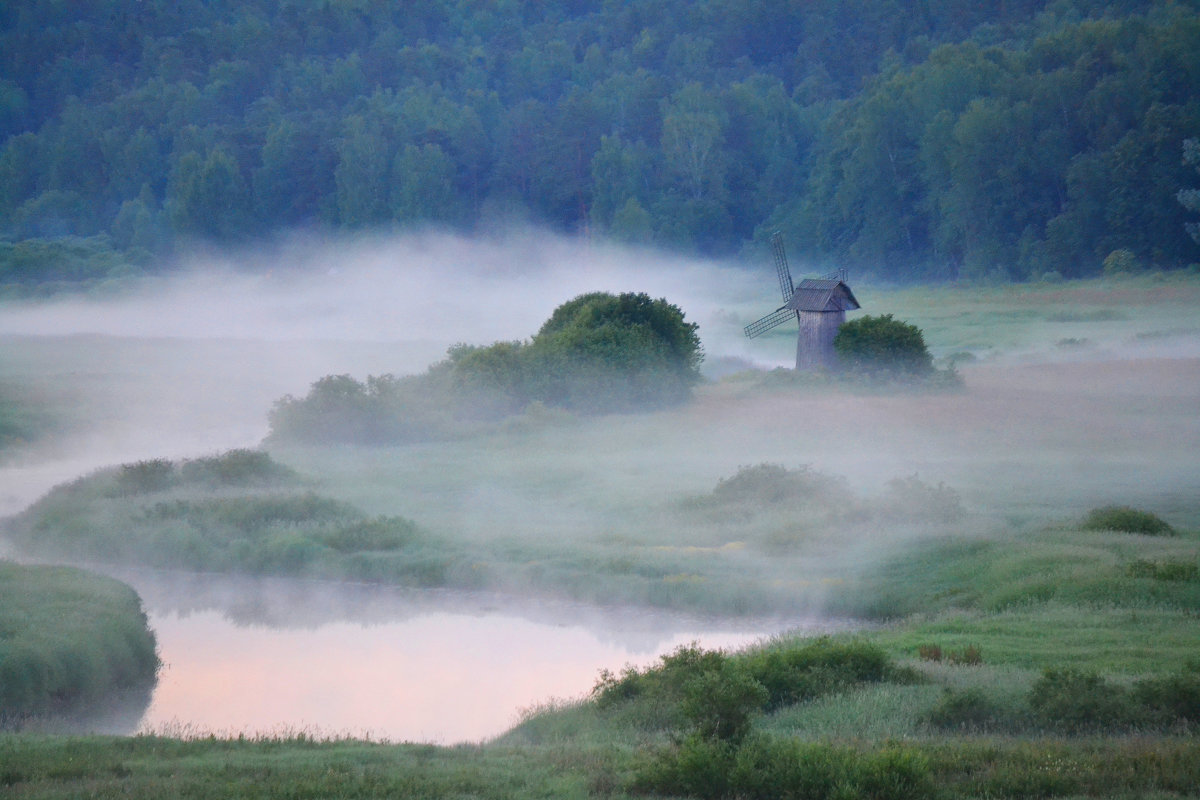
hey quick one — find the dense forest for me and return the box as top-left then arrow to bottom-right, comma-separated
2,0 -> 1199,285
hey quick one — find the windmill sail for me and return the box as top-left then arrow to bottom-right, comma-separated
744,231 -> 799,338
744,306 -> 797,338
771,230 -> 794,303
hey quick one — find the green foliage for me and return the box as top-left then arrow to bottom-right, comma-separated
2,452 -> 449,585
1027,669 -> 1140,732
3,2 -> 1199,277
593,638 -> 902,747
0,236 -> 142,293
708,463 -> 851,510
1102,247 -> 1143,276
528,292 -> 703,412
740,638 -> 897,711
0,562 -> 158,722
833,314 -> 935,378
638,735 -> 934,800
1134,665 -> 1200,726
269,292 -> 702,444
178,449 -> 301,487
1082,505 -> 1175,535
925,688 -> 1008,731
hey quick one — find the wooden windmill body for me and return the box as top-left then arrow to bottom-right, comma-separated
744,232 -> 860,370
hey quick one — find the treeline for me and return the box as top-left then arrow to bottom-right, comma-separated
1,0 -> 1198,283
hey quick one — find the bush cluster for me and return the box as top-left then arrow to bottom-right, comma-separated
637,735 -> 934,800
833,314 -> 935,378
1081,505 -> 1174,535
688,463 -> 963,527
593,638 -> 902,738
269,292 -> 702,444
113,450 -> 300,496
926,665 -> 1200,734
5,451 -> 448,586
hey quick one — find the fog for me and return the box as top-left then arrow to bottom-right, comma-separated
2,227 -> 1199,740
0,229 -> 775,515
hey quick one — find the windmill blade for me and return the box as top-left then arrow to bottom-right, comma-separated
744,307 -> 798,339
771,231 -> 795,303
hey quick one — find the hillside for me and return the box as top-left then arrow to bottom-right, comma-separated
2,0 -> 1199,288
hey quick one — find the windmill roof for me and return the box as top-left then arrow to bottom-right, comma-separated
786,279 -> 861,312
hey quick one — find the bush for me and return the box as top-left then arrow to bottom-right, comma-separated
1081,505 -> 1174,535
1102,248 -> 1142,276
1028,669 -> 1139,732
179,449 -> 299,487
113,459 -> 177,495
1133,666 -> 1200,726
527,292 -> 703,412
738,637 -> 895,711
925,688 -> 1007,730
708,463 -> 851,510
679,662 -> 768,742
834,313 -> 934,378
637,736 -> 934,800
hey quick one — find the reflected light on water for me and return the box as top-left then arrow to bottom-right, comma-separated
139,609 -> 775,743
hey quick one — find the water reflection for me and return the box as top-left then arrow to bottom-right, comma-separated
113,569 -> 835,743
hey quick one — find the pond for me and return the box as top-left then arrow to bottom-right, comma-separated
113,569 -> 835,743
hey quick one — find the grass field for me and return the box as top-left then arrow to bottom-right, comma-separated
1,273 -> 1198,797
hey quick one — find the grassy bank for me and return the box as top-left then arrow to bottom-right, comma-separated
0,562 -> 158,726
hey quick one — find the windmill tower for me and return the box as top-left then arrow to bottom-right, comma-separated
744,232 -> 861,370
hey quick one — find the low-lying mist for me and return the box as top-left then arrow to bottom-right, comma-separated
3,226 -> 1198,577
0,229 -> 776,513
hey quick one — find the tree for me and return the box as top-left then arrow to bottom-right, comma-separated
166,147 -> 251,239
1180,138 -> 1200,247
525,292 -> 703,412
833,314 -> 934,378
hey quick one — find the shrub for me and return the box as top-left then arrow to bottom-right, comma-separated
639,736 -> 933,800
1102,248 -> 1141,275
1133,666 -> 1200,726
1081,505 -> 1174,535
179,449 -> 299,487
708,463 -> 851,510
833,313 -> 934,378
1028,669 -> 1139,732
1126,558 -> 1198,581
741,637 -> 894,711
925,688 -> 1007,731
679,662 -> 768,743
527,291 -> 703,412
918,643 -> 943,662
947,644 -> 983,665
877,475 -> 964,523
113,459 -> 177,495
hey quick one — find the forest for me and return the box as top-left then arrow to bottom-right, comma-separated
1,0 -> 1200,285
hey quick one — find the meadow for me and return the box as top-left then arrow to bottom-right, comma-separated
1,271 -> 1198,797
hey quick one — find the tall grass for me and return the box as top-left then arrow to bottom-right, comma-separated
0,562 -> 158,724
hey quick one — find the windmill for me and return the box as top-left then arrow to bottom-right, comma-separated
744,232 -> 861,370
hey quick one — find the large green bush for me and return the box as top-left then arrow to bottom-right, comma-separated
1081,505 -> 1174,535
833,314 -> 935,378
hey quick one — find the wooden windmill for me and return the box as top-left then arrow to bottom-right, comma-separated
744,232 -> 861,370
